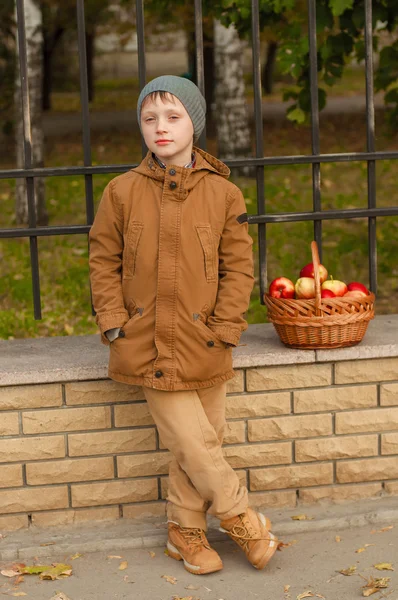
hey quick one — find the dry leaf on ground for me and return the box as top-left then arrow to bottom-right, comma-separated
171,597 -> 195,600
335,536 -> 341,542
39,542 -> 55,547
162,574 -> 177,584
40,564 -> 72,581
362,576 -> 390,596
284,584 -> 291,592
11,593 -> 27,597
291,515 -> 314,521
296,592 -> 315,599
339,565 -> 357,576
278,540 -> 298,551
148,551 -> 155,558
107,555 -> 122,559
1,569 -> 20,578
118,561 -> 128,570
356,548 -> 366,553
164,548 -> 169,556
370,525 -> 394,534
70,553 -> 82,560
373,563 -> 394,571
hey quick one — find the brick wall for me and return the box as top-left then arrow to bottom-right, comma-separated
0,357 -> 398,531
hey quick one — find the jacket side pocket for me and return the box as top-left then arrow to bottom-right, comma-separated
195,224 -> 217,283
124,222 -> 143,278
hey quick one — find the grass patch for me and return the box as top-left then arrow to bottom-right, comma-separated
1,107 -> 397,339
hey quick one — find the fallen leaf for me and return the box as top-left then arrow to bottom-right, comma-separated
40,564 -> 72,581
11,594 -> 27,597
296,592 -> 315,599
291,514 -> 314,521
148,551 -> 155,558
278,540 -> 298,551
371,525 -> 394,534
284,584 -> 291,592
119,561 -> 128,570
39,542 -> 55,547
339,565 -> 357,576
70,553 -> 82,560
362,589 -> 379,597
356,548 -> 366,553
335,536 -> 341,542
164,548 -> 169,556
14,575 -> 24,585
185,585 -> 200,590
107,555 -> 122,559
204,587 -> 212,591
162,574 -> 177,584
171,597 -> 194,600
1,570 -> 20,578
373,563 -> 394,571
362,575 -> 390,596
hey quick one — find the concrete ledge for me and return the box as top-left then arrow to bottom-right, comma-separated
0,314 -> 397,386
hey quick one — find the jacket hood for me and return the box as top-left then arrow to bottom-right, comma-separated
132,147 -> 230,196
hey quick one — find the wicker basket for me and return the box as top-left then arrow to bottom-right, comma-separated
264,241 -> 375,349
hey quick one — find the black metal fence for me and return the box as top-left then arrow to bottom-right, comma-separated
1,0 -> 398,320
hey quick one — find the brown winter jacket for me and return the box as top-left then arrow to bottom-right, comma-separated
89,147 -> 254,391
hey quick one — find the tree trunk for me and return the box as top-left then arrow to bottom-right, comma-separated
262,41 -> 278,95
213,20 -> 252,172
15,0 -> 48,226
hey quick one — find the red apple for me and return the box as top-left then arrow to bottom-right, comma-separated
321,278 -> 347,297
300,262 -> 328,284
268,277 -> 295,299
295,277 -> 315,299
321,288 -> 336,298
346,282 -> 370,296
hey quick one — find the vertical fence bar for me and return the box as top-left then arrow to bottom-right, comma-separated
307,0 -> 322,261
76,0 -> 94,226
251,0 -> 266,302
364,0 -> 377,293
136,0 -> 147,156
194,0 -> 206,148
15,0 -> 41,319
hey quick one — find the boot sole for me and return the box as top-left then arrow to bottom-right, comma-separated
252,531 -> 278,570
166,541 -> 223,575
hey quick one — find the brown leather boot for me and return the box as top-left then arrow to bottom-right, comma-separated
219,508 -> 278,570
167,522 -> 223,575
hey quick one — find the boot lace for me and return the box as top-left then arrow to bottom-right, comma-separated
180,527 -> 211,552
227,515 -> 270,551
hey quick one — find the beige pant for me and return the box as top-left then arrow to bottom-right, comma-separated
142,382 -> 248,530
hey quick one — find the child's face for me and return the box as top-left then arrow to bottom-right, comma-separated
140,93 -> 194,166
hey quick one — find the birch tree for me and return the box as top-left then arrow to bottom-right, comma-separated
213,20 -> 251,166
14,0 -> 48,225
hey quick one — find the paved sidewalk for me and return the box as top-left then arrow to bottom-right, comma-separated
0,497 -> 397,599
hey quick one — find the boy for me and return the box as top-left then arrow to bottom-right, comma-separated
89,75 -> 278,575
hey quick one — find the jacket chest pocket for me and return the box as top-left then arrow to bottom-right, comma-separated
196,224 -> 218,283
123,222 -> 143,278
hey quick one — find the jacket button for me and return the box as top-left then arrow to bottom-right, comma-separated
207,340 -> 215,347
118,330 -> 126,338
169,168 -> 176,176
169,181 -> 177,190
155,370 -> 163,378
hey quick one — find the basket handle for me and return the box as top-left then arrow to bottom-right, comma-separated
311,240 -> 322,316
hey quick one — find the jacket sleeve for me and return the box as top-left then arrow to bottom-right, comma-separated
89,181 -> 129,345
206,188 -> 254,347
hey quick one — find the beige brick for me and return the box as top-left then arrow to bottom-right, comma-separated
0,384 -> 62,410
381,433 -> 398,455
248,490 -> 297,509
72,478 -> 158,507
248,414 -> 332,442
0,436 -> 65,462
246,364 -> 331,392
31,507 -> 120,528
226,392 -> 291,418
0,486 -> 68,514
380,383 -> 398,406
224,442 -> 291,468
123,502 -> 166,520
226,371 -> 244,393
224,421 -> 246,444
23,406 -> 111,434
160,470 -> 247,499
115,403 -> 154,427
336,457 -> 398,483
335,358 -> 398,384
118,452 -> 171,478
385,481 -> 398,495
250,463 -> 333,491
336,407 -> 398,435
0,464 -> 23,488
26,457 -> 115,485
299,483 -> 382,505
0,413 -> 19,436
68,428 -> 156,457
294,385 -> 377,413
65,380 -> 145,405
296,435 -> 378,462
0,515 -> 28,531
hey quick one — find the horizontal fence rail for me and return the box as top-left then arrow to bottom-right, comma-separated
1,0 -> 397,320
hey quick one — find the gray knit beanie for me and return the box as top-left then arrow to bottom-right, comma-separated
137,75 -> 206,142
